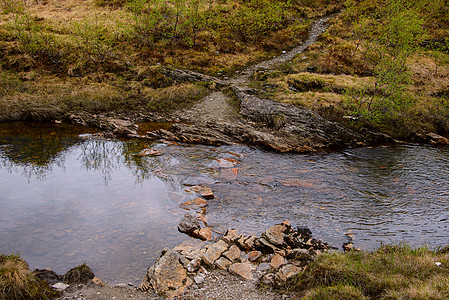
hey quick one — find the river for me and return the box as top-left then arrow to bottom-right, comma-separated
1,122 -> 448,284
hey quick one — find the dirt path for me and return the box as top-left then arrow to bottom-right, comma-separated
176,15 -> 333,126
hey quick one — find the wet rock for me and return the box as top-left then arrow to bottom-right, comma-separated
99,118 -> 138,137
140,249 -> 189,297
270,253 -> 287,270
173,239 -> 208,261
137,148 -> 162,157
179,198 -> 208,211
221,168 -> 239,180
343,242 -> 354,252
222,245 -> 241,262
229,263 -> 256,281
262,224 -> 287,247
247,251 -> 262,262
195,227 -> 213,241
202,240 -> 228,266
34,268 -> 62,285
216,158 -> 239,168
215,257 -> 232,270
276,264 -> 302,282
178,214 -> 201,235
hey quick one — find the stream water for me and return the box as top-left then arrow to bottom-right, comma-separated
1,122 -> 449,284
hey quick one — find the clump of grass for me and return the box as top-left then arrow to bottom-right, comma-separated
285,245 -> 449,299
0,253 -> 59,299
63,263 -> 94,285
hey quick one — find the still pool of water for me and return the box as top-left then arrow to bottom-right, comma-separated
1,122 -> 449,284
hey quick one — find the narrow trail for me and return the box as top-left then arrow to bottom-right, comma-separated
179,15 -> 333,123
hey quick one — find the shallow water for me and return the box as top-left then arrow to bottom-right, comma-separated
1,122 -> 449,284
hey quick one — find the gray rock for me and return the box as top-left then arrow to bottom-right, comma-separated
276,264 -> 302,282
178,214 -> 201,235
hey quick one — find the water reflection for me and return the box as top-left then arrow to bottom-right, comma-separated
1,122 -> 449,285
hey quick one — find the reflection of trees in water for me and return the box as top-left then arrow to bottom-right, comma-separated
0,122 -> 84,181
0,122 -> 178,185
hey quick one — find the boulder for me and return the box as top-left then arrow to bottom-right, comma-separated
178,214 -> 201,235
140,249 -> 190,298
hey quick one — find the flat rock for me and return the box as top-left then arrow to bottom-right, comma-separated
215,257 -> 232,270
202,240 -> 228,266
196,227 -> 213,241
229,263 -> 256,281
179,198 -> 208,210
270,253 -> 287,270
222,245 -> 241,262
52,282 -> 70,291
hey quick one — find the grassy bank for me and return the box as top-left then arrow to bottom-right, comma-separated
0,0 -> 340,121
252,0 -> 449,139
282,245 -> 449,299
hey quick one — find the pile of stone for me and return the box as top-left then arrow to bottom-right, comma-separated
139,220 -> 334,298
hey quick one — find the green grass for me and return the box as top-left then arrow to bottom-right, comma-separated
285,245 -> 449,299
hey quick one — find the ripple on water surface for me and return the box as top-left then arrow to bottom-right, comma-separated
1,122 -> 449,284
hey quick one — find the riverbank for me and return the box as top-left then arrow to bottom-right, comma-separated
1,0 -> 448,150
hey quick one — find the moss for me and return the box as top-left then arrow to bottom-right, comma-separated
63,263 -> 94,285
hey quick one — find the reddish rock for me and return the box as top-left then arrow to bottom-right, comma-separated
426,132 -> 449,145
229,263 -> 256,280
222,229 -> 239,244
222,245 -> 241,262
179,198 -> 207,210
221,168 -> 239,180
202,240 -> 228,266
270,253 -> 287,270
196,227 -> 213,241
215,257 -> 232,270
247,251 -> 262,262
216,158 -> 239,168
